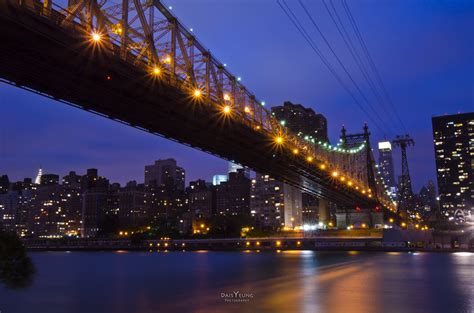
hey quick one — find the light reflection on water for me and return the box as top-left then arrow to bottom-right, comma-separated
1,250 -> 472,313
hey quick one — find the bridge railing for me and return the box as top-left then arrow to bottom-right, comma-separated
8,0 -> 395,210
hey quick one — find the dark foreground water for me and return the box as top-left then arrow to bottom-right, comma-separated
1,250 -> 473,313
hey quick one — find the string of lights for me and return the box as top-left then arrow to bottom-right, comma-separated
13,0 -> 396,209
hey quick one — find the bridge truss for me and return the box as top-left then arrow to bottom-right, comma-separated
0,0 -> 396,212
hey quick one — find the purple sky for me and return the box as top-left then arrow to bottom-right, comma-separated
0,0 -> 473,193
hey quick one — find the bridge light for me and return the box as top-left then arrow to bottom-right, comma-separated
401,222 -> 407,228
193,89 -> 202,97
91,31 -> 102,42
244,106 -> 251,113
276,240 -> 281,247
362,190 -> 366,194
223,93 -> 231,101
296,241 -> 301,246
347,181 -> 353,186
256,241 -> 260,246
275,136 -> 284,144
340,176 -> 345,182
292,148 -> 299,155
152,67 -> 161,75
368,194 -> 372,198
331,171 -> 339,177
361,223 -> 367,228
320,164 -> 326,170
306,156 -> 313,162
246,241 -> 250,246
222,105 -> 231,114
164,55 -> 172,64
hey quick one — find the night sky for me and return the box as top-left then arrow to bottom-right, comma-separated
0,0 -> 473,192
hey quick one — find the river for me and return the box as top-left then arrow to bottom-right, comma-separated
1,250 -> 472,313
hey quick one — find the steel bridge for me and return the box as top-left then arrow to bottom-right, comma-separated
0,0 -> 396,213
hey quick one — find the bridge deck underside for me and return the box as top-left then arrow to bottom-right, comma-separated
0,3 -> 379,208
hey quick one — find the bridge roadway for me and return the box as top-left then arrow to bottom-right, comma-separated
0,1 -> 380,208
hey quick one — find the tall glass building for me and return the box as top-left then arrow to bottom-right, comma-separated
432,112 -> 473,220
378,141 -> 396,190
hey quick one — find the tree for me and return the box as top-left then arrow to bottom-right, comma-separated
0,230 -> 35,288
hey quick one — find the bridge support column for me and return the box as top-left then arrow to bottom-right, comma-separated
318,198 -> 330,224
335,207 -> 348,229
371,211 -> 384,227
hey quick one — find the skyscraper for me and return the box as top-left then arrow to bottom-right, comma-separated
145,158 -> 185,191
250,173 -> 303,229
215,169 -> 251,216
250,174 -> 284,229
144,159 -> 186,219
432,112 -> 473,219
377,141 -> 396,190
187,179 -> 214,218
81,169 -> 111,237
271,101 -> 328,142
118,181 -> 147,228
34,168 -> 42,185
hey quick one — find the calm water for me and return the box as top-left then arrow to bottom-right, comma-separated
1,250 -> 473,313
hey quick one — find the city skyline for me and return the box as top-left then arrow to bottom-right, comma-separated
0,1 -> 472,312
0,1 -> 472,191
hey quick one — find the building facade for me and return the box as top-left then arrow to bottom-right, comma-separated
250,174 -> 284,229
250,173 -> 303,229
271,101 -> 328,143
145,159 -> 185,191
377,141 -> 396,190
215,169 -> 251,216
187,179 -> 214,219
432,112 -> 473,220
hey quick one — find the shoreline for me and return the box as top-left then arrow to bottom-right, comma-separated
26,247 -> 474,253
23,237 -> 473,253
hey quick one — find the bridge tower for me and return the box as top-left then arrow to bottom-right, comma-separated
337,124 -> 381,228
392,135 -> 415,215
340,124 -> 377,196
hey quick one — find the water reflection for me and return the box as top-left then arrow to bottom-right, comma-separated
1,250 -> 472,313
0,230 -> 35,289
